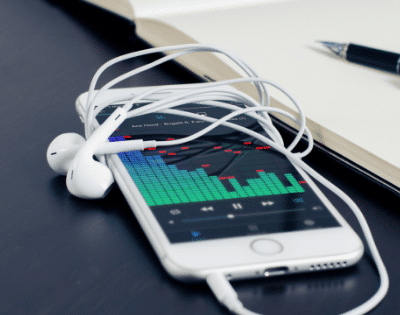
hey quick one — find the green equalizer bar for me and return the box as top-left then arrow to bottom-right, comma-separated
117,150 -> 305,207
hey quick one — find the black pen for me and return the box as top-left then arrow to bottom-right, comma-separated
319,41 -> 400,74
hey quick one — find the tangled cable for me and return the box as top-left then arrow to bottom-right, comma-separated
81,44 -> 388,315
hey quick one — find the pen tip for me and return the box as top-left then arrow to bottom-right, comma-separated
317,40 -> 337,47
317,41 -> 346,57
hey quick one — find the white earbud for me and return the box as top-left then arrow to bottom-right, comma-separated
47,107 -> 127,199
47,133 -> 86,175
66,148 -> 115,199
67,107 -> 127,199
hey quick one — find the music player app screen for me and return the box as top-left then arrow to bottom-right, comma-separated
97,101 -> 340,243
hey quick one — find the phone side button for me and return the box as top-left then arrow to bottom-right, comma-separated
250,239 -> 283,255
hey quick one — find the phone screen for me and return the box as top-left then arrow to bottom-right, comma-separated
96,100 -> 340,243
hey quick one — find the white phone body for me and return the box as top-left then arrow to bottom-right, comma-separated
76,85 -> 364,282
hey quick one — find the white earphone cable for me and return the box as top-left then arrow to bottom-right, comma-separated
83,44 -> 388,315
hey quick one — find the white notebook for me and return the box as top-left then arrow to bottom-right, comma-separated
84,0 -> 400,193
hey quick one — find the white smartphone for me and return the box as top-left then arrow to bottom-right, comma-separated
76,85 -> 364,282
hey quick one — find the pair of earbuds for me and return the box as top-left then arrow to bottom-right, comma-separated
47,107 -> 127,199
47,106 -> 156,198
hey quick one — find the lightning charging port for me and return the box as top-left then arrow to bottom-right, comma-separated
264,267 -> 289,277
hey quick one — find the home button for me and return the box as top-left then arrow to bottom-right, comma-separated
250,238 -> 283,255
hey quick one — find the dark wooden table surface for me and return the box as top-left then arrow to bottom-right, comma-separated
1,1 -> 399,314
